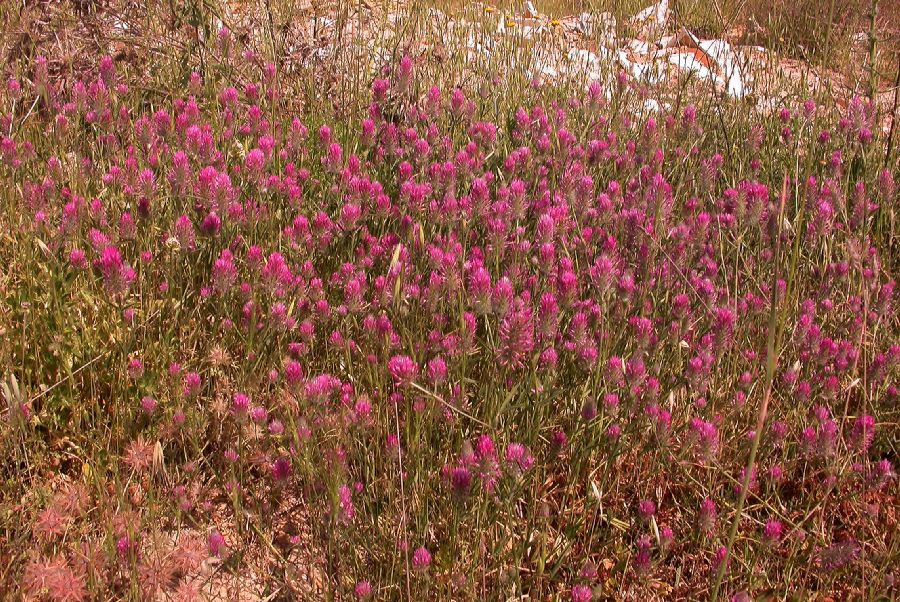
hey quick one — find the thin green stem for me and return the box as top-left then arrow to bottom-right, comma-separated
710,174 -> 788,600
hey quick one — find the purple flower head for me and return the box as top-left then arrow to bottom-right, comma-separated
69,248 -> 87,269
699,498 -> 717,534
868,459 -> 895,490
426,356 -> 448,386
660,526 -> 674,552
94,246 -> 136,296
6,78 -> 21,100
818,538 -> 860,572
99,55 -> 116,88
475,434 -> 496,459
231,392 -> 250,417
850,415 -> 876,452
396,56 -> 414,89
638,499 -> 656,520
763,519 -> 783,544
448,465 -> 473,497
388,355 -> 418,387
249,406 -> 268,423
768,465 -> 784,482
272,457 -> 292,482
603,393 -> 620,414
354,581 -> 373,600
200,212 -> 221,236
183,372 -> 201,397
504,442 -> 534,475
579,561 -> 598,580
606,424 -> 622,441
353,396 -> 373,423
802,406 -> 840,459
338,484 -> 355,523
140,396 -> 158,414
173,214 -> 196,249
689,417 -> 719,462
372,78 -> 390,101
411,546 -> 431,572
571,585 -> 593,602
497,298 -> 535,369
127,358 -> 144,380
284,360 -> 304,387
116,535 -> 134,561
208,531 -> 226,557
551,430 -> 568,456
712,545 -> 729,574
633,535 -> 652,573
581,399 -> 598,422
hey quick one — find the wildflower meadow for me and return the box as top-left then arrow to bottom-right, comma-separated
0,0 -> 898,600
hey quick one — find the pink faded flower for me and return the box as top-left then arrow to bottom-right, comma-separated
337,484 -> 355,523
183,372 -> 201,397
504,442 -> 534,475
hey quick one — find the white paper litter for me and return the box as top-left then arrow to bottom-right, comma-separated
575,11 -> 594,38
617,50 -> 667,85
568,48 -> 603,80
643,98 -> 662,113
285,0 -> 765,104
696,39 -> 750,98
628,39 -> 652,55
668,52 -> 719,84
631,0 -> 669,41
632,0 -> 669,26
576,11 -> 617,46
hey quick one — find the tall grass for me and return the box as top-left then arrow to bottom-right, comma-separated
0,0 -> 898,600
